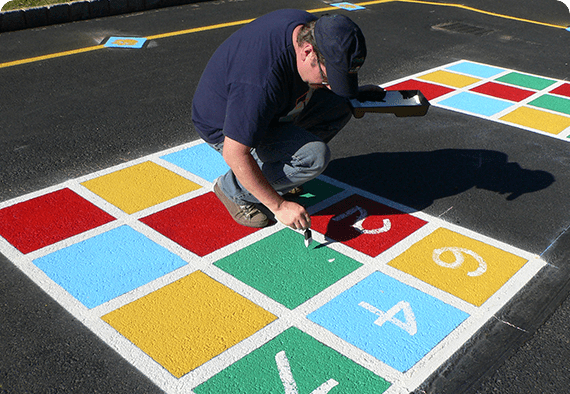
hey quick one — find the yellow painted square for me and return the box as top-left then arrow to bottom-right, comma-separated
388,228 -> 527,306
500,106 -> 570,135
418,70 -> 481,88
81,161 -> 201,214
102,271 -> 277,378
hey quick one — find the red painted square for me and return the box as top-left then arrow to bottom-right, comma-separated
550,83 -> 570,98
140,192 -> 262,257
470,82 -> 535,102
0,188 -> 116,254
385,79 -> 454,101
311,195 -> 427,257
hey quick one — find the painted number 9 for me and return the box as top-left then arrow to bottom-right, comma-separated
432,247 -> 487,277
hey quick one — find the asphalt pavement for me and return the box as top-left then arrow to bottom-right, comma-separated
1,0 -> 570,393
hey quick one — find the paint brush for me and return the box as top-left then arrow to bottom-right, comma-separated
304,228 -> 312,248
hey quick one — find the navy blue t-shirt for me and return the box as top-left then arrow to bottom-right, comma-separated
191,9 -> 317,147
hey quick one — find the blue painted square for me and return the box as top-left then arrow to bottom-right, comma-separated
438,91 -> 514,117
331,2 -> 366,11
446,62 -> 505,78
104,37 -> 147,49
307,272 -> 469,372
161,143 -> 229,183
33,226 -> 187,308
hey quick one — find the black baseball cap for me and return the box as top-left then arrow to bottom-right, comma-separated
314,14 -> 367,98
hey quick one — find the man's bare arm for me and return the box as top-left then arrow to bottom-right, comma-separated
222,136 -> 311,230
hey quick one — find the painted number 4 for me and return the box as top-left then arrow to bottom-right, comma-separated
359,300 -> 418,336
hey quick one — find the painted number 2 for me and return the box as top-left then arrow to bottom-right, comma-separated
359,300 -> 418,336
432,247 -> 487,277
332,206 -> 391,235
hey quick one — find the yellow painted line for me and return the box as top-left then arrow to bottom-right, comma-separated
0,1 -> 567,70
359,0 -> 568,29
145,18 -> 255,40
0,45 -> 104,69
144,4 -> 346,39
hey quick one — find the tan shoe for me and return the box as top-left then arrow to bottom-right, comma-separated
284,186 -> 304,196
213,181 -> 268,228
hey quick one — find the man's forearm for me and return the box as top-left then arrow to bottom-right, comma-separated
221,136 -> 310,230
224,148 -> 285,212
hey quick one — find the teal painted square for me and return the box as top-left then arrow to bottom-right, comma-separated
496,72 -> 556,90
286,178 -> 343,208
104,37 -> 147,49
446,62 -> 505,78
194,327 -> 391,393
33,226 -> 187,308
307,272 -> 469,372
161,143 -> 229,182
438,91 -> 514,117
530,94 -> 570,116
214,229 -> 362,309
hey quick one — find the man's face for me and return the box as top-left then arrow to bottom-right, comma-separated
297,47 -> 330,89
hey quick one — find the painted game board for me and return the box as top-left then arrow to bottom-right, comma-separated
0,134 -> 544,393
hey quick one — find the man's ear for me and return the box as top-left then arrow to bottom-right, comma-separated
299,42 -> 314,61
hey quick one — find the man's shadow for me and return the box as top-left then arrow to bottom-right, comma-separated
320,149 -> 554,241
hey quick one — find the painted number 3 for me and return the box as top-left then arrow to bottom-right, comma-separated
332,206 -> 391,235
432,247 -> 487,277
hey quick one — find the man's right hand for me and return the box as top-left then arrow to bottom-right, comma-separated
274,200 -> 311,230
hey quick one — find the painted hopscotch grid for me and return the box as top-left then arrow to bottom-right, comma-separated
0,139 -> 545,394
385,59 -> 570,141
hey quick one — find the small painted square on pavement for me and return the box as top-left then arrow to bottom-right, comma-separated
331,2 -> 366,11
160,143 -> 229,183
388,227 -> 528,306
214,229 -> 363,309
438,91 -> 514,117
81,161 -> 201,214
311,194 -> 427,257
33,225 -> 187,308
194,327 -> 391,393
308,271 -> 469,372
445,62 -> 505,79
285,177 -> 344,208
140,192 -> 262,257
102,271 -> 277,378
104,37 -> 147,49
0,188 -> 115,254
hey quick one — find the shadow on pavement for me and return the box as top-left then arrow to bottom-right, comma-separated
325,148 -> 555,210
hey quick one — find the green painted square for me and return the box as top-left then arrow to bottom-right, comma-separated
214,229 -> 362,309
194,327 -> 391,393
530,94 -> 570,116
495,72 -> 556,91
287,178 -> 343,208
